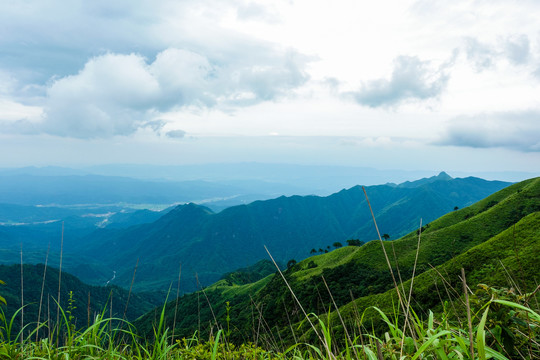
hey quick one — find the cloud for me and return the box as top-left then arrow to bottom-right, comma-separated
4,47 -> 308,139
347,55 -> 452,108
436,111 -> 540,152
533,67 -> 540,80
236,2 -> 280,23
464,34 -> 531,71
464,37 -> 497,71
166,129 -> 186,139
504,35 -> 530,65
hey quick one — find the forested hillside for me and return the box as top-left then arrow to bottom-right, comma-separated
0,264 -> 163,334
133,177 -> 540,349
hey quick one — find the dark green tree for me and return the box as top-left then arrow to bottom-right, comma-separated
286,259 -> 297,269
346,239 -> 363,246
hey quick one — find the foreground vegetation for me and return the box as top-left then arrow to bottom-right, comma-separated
0,282 -> 538,359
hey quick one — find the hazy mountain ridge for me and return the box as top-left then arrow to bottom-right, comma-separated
77,174 -> 510,292
0,174 -> 246,206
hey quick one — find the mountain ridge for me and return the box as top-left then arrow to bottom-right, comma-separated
77,174 -> 510,292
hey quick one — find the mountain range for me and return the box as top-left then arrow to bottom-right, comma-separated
72,172 -> 510,292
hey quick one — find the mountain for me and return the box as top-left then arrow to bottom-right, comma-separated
77,174 -> 510,292
0,264 -> 163,334
84,163 -> 537,187
0,167 -> 328,210
133,176 -> 540,345
0,174 -> 248,206
0,204 -> 168,267
392,170 -> 453,188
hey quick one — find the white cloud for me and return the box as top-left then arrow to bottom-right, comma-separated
504,35 -> 531,65
436,111 -> 540,152
2,46 -> 308,139
346,55 -> 454,108
38,53 -> 160,138
464,37 -> 497,71
464,34 -> 532,71
236,2 -> 280,23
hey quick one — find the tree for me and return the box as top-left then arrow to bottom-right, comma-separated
310,248 -> 317,254
346,239 -> 363,246
382,234 -> 390,241
333,242 -> 342,249
454,206 -> 459,211
286,259 -> 297,269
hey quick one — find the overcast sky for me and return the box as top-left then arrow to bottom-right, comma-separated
1,0 -> 539,176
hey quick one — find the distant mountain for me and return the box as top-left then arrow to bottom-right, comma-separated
0,171 -> 320,212
0,166 -> 90,177
0,203 -> 167,249
78,174 -> 511,292
0,203 -> 170,287
0,174 -> 248,206
391,171 -> 453,188
133,176 -> 540,344
84,163 -> 537,187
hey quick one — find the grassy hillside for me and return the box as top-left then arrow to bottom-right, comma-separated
134,177 -> 539,349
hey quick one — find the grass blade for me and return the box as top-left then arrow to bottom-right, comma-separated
476,305 -> 490,360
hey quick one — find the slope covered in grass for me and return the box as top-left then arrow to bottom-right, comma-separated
336,209 -> 540,328
135,177 -> 539,345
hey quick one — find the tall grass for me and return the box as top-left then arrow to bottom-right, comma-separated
0,262 -> 538,359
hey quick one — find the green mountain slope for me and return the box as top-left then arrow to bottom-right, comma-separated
0,264 -> 163,334
81,174 -> 510,292
133,177 -> 539,344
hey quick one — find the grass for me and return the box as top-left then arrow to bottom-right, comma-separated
0,288 -> 537,359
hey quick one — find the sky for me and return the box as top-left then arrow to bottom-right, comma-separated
1,0 -> 539,176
